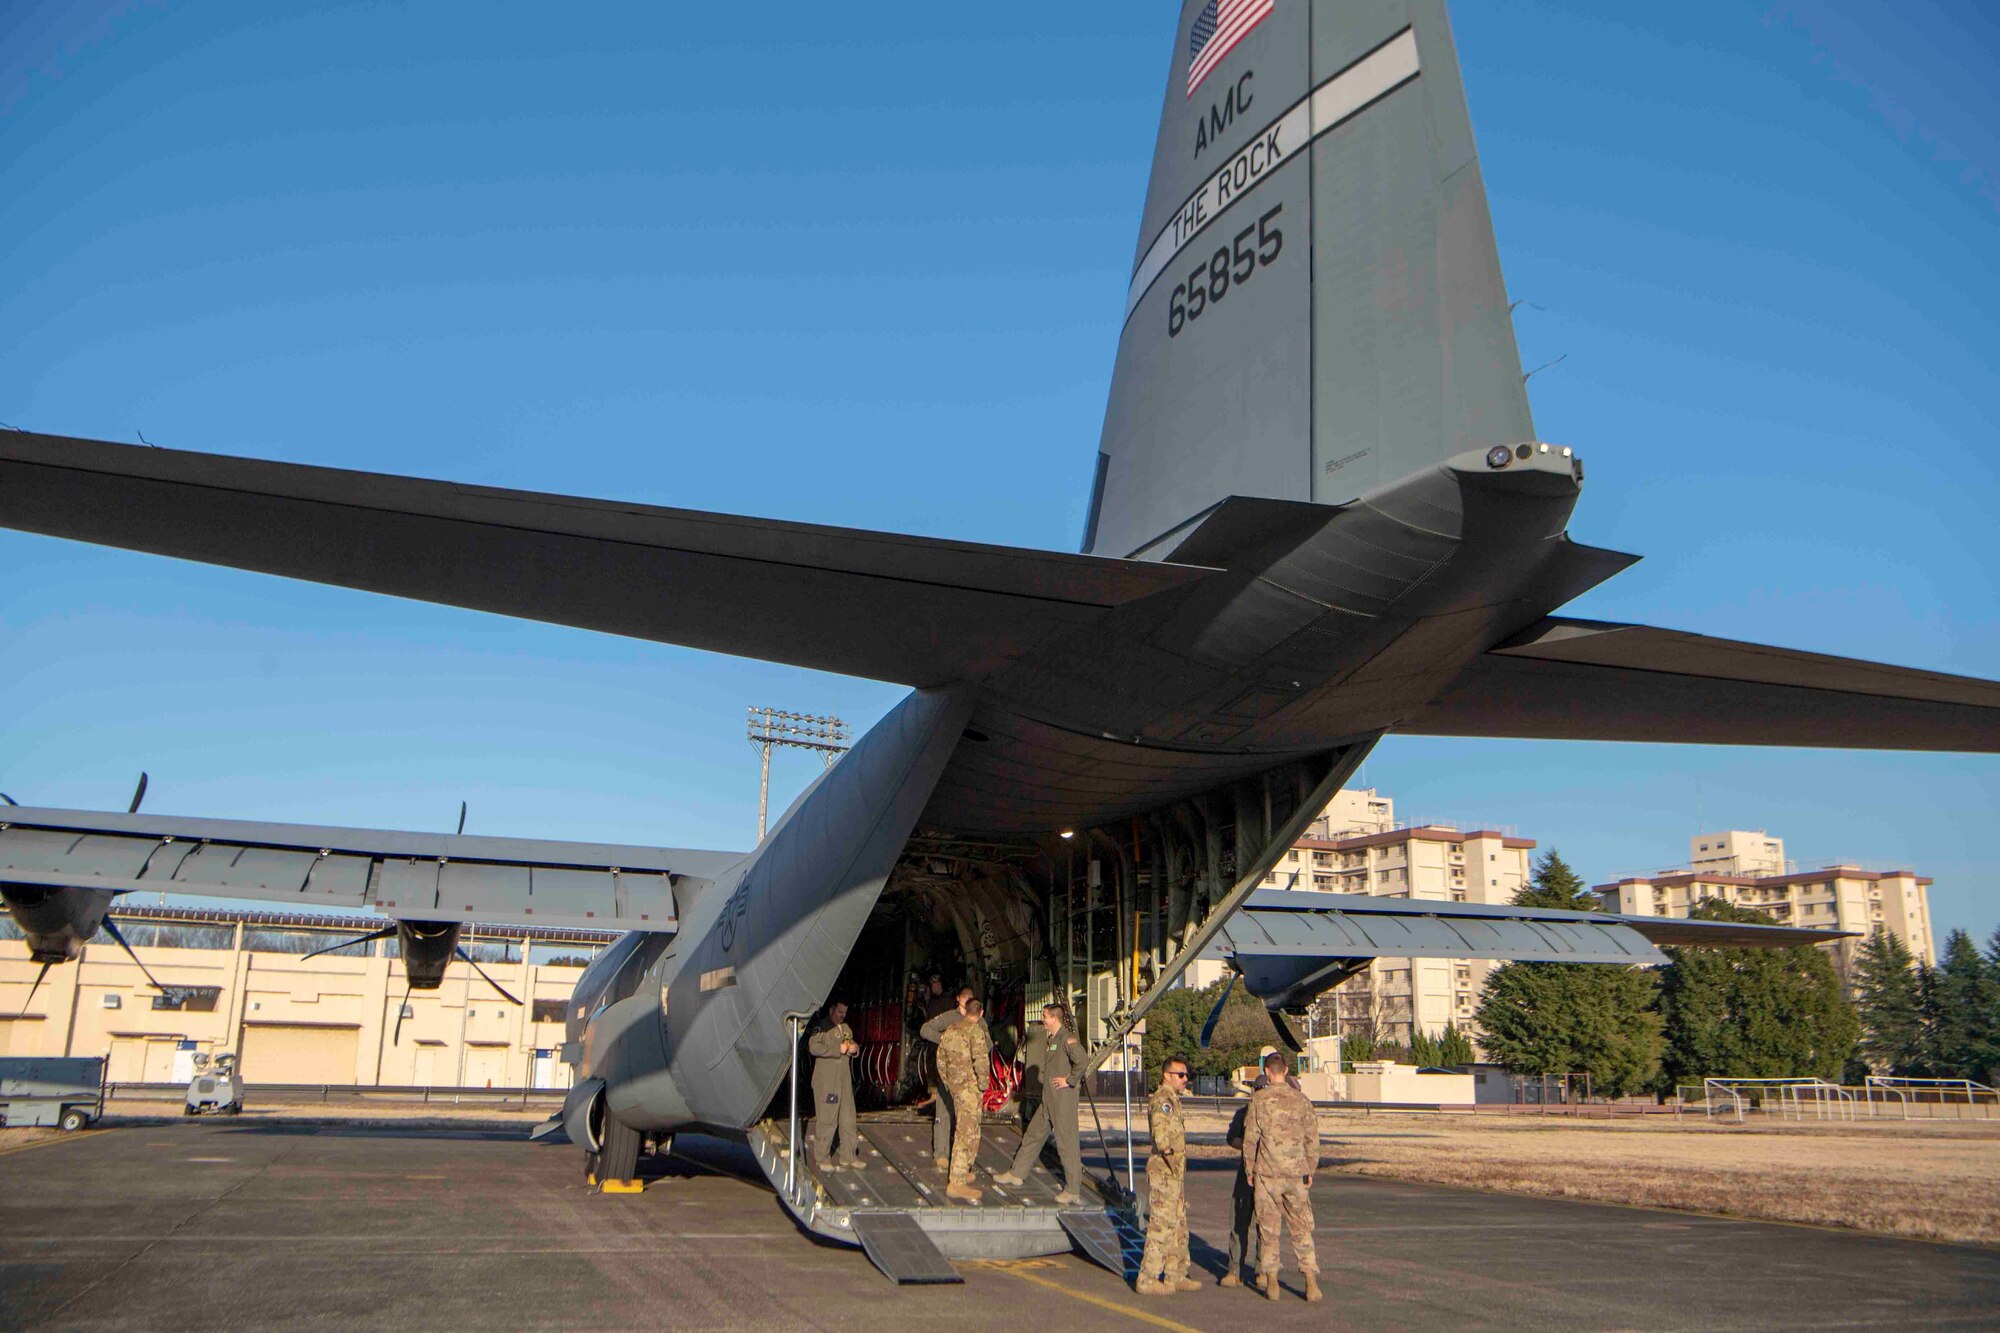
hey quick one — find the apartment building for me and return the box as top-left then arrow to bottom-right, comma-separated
1594,830 -> 1935,968
1251,788 -> 1534,1046
0,905 -> 615,1086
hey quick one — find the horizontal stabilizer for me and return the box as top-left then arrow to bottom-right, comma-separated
1400,616 -> 2000,751
1218,888 -> 1849,1009
0,806 -> 742,931
0,432 -> 1213,687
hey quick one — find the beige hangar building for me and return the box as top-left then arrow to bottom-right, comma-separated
0,905 -> 615,1086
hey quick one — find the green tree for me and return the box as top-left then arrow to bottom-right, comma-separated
1914,960 -> 1948,1076
1931,930 -> 2000,1083
1472,851 -> 1661,1098
1140,979 -> 1277,1083
1852,928 -> 1924,1076
1435,1025 -> 1477,1066
1654,899 -> 1858,1091
1409,1031 -> 1439,1067
1475,962 -> 1661,1097
1514,849 -> 1596,910
1340,1031 -> 1375,1069
1407,1027 -> 1476,1067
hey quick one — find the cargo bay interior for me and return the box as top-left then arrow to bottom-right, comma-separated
798,748 -> 1355,1117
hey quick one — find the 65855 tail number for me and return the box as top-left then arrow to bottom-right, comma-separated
1168,203 -> 1283,338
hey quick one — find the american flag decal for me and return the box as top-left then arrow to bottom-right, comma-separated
1188,0 -> 1275,98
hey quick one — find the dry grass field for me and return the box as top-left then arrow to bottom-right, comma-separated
0,1126 -> 63,1153
1188,1108 -> 2000,1246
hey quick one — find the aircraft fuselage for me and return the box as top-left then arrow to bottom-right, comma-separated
566,442 -> 1594,1144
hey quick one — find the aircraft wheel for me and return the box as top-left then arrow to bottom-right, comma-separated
183,1105 -> 196,1116
59,1108 -> 89,1132
598,1113 -> 642,1185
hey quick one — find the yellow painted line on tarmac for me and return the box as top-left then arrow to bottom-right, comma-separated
0,1129 -> 108,1158
965,1259 -> 1203,1333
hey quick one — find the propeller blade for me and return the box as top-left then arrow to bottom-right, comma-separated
393,983 -> 413,1045
300,925 -> 398,962
455,946 -> 523,1006
1270,1010 -> 1304,1054
100,915 -> 169,992
19,959 -> 55,1015
455,800 -> 467,836
0,792 -> 17,806
127,771 -> 149,814
1198,972 -> 1238,1049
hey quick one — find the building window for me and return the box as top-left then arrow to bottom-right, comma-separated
531,999 -> 567,1024
152,986 -> 222,1012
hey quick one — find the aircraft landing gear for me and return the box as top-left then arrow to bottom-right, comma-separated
597,1113 -> 643,1187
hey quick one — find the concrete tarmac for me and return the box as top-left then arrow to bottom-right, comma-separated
2,1116 -> 1995,1331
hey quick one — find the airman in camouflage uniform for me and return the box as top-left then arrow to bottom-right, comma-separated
1241,1052 -> 1322,1302
1135,1057 -> 1201,1295
934,998 -> 992,1201
918,983 -> 971,1169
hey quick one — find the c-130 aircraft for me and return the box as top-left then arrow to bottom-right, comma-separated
3,0 -> 1996,1280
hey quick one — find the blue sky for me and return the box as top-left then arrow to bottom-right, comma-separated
2,2 -> 1994,942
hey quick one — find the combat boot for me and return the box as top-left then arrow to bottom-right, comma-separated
933,1157 -> 949,1172
1052,1189 -> 1079,1205
1174,1278 -> 1202,1293
991,1171 -> 1024,1186
1218,1274 -> 1242,1289
945,1181 -> 982,1202
1304,1275 -> 1323,1303
1135,1278 -> 1170,1296
1266,1277 -> 1283,1302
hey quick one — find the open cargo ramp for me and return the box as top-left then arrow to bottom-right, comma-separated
746,1109 -> 1136,1280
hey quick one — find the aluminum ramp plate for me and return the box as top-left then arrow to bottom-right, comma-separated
1058,1210 -> 1145,1280
848,1210 -> 963,1285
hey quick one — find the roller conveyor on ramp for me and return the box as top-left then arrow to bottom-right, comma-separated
746,1110 -> 1139,1284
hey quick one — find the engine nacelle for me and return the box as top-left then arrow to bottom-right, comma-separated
395,920 -> 461,989
0,883 -> 115,963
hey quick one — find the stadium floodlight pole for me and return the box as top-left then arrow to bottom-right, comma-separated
746,707 -> 851,840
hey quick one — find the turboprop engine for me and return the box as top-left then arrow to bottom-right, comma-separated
0,883 -> 115,963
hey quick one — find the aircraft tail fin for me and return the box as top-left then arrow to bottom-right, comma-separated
1089,0 -> 1535,559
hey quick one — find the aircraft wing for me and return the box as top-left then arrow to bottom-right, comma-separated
0,805 -> 744,932
1399,617 -> 2000,751
1217,887 -> 1849,1010
0,432 -> 1213,688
